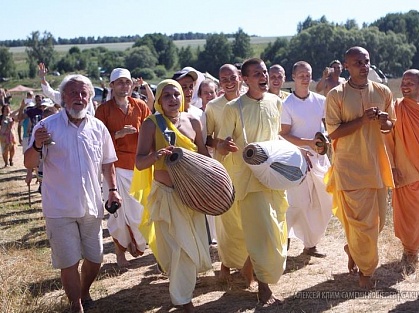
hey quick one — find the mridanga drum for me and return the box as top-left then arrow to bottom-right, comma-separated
243,140 -> 307,190
165,147 -> 235,215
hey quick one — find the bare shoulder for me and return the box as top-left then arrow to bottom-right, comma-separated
140,118 -> 156,133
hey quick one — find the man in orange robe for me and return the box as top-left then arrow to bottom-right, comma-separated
385,69 -> 419,273
325,47 -> 395,289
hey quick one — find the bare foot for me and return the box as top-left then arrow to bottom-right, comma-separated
258,281 -> 282,307
127,241 -> 143,258
344,244 -> 358,274
359,272 -> 374,290
182,302 -> 194,312
116,253 -> 130,267
115,242 -> 130,267
400,252 -> 418,274
219,263 -> 232,282
240,256 -> 256,289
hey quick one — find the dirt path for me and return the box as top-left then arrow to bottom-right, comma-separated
1,144 -> 419,312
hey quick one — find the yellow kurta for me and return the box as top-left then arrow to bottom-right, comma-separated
325,81 -> 395,276
218,93 -> 288,284
206,95 -> 229,162
206,95 -> 247,269
385,97 -> 419,254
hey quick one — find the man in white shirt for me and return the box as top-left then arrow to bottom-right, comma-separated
280,61 -> 332,258
24,74 -> 121,313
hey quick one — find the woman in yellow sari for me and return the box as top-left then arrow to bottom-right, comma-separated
134,79 -> 211,312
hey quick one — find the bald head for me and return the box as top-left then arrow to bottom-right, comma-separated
344,46 -> 369,62
269,64 -> 286,95
219,63 -> 241,100
403,69 -> 419,77
219,64 -> 238,76
292,61 -> 311,75
269,64 -> 285,73
401,69 -> 419,101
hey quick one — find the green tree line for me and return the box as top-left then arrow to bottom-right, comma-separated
0,32 -> 239,48
0,10 -> 417,80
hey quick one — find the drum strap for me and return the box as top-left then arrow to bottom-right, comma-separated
237,98 -> 249,145
155,113 -> 176,146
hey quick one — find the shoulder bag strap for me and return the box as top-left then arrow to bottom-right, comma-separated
155,113 -> 176,146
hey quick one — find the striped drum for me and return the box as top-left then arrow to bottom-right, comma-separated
165,147 -> 235,216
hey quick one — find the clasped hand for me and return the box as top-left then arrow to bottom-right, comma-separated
364,107 -> 388,126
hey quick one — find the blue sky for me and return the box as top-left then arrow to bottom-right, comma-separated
0,0 -> 416,41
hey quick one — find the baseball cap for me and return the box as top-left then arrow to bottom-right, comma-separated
25,101 -> 36,108
329,60 -> 341,67
110,68 -> 132,83
41,98 -> 54,107
172,68 -> 198,81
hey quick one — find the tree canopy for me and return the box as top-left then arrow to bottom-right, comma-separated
25,31 -> 57,78
0,47 -> 16,78
262,14 -> 416,79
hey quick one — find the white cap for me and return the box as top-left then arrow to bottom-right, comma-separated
110,68 -> 131,83
172,68 -> 198,81
41,98 -> 54,107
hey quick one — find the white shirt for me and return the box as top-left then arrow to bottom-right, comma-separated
281,92 -> 326,148
29,109 -> 117,218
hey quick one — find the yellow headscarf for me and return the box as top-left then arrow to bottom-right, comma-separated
153,79 -> 185,114
152,79 -> 197,170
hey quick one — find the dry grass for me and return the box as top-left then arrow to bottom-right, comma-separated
1,124 -> 419,313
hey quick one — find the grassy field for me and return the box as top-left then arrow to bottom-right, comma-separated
8,36 -> 281,54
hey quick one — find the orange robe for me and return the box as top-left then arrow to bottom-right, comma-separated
385,97 -> 419,254
325,81 -> 395,276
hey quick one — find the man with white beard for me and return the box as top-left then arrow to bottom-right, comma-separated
24,74 -> 120,313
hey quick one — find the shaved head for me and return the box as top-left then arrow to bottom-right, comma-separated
403,69 -> 419,77
219,64 -> 238,75
344,46 -> 369,62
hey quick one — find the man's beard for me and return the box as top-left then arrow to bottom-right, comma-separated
66,107 -> 87,119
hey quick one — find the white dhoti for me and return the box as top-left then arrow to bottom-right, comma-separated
286,153 -> 332,248
103,168 -> 147,254
206,215 -> 217,243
